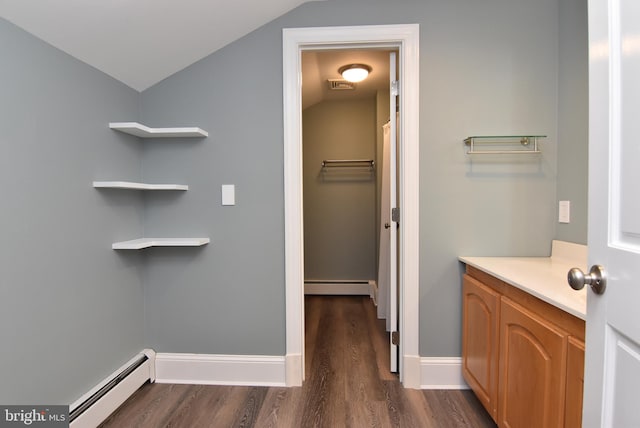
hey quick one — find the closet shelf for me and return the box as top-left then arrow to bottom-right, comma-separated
463,135 -> 545,154
93,181 -> 188,191
109,122 -> 208,138
112,238 -> 210,250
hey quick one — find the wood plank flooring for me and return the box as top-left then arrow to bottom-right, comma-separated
100,296 -> 496,428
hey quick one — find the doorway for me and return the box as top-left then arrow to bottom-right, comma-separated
301,48 -> 392,295
282,24 -> 420,388
301,47 -> 396,376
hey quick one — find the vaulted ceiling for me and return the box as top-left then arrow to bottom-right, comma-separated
302,49 -> 394,110
0,0 -> 320,91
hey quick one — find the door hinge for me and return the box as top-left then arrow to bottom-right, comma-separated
391,331 -> 400,346
391,207 -> 400,223
391,80 -> 399,96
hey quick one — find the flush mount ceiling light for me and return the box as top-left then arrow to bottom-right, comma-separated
338,64 -> 372,83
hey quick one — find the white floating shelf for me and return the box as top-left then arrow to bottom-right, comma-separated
109,122 -> 208,138
112,238 -> 210,250
93,181 -> 188,191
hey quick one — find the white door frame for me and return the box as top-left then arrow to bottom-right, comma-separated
282,24 -> 421,388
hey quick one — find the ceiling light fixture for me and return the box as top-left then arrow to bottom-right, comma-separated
338,64 -> 372,83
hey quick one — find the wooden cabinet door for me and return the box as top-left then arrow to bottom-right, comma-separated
498,297 -> 568,428
462,275 -> 500,419
564,337 -> 585,428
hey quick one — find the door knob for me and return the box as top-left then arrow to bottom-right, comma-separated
385,222 -> 391,229
567,265 -> 607,295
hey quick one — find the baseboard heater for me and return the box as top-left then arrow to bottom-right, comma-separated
70,350 -> 155,427
304,279 -> 375,296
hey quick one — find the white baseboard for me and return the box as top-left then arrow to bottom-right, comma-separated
155,354 -> 465,390
370,280 -> 379,305
70,349 -> 156,428
401,354 -> 422,389
304,280 -> 375,296
154,353 -> 287,387
420,357 -> 469,389
285,353 -> 303,386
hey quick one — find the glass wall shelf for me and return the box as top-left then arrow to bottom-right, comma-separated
463,135 -> 546,154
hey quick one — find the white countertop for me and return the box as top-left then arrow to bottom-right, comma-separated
459,241 -> 588,320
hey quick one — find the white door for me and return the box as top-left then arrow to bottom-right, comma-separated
377,122 -> 390,323
388,51 -> 399,373
582,0 -> 640,425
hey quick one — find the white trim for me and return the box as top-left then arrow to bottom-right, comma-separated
70,349 -> 155,428
285,353 -> 303,387
283,26 -> 305,387
371,279 -> 379,304
283,24 -> 420,387
154,353 -> 286,387
420,357 -> 469,389
304,280 -> 374,295
403,354 -> 422,389
146,348 -> 157,383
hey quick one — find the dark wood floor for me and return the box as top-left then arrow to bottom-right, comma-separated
101,296 -> 496,427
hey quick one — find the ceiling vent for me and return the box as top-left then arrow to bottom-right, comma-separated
328,79 -> 356,90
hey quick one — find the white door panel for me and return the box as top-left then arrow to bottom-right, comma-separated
603,329 -> 640,425
377,123 -> 390,323
615,0 -> 640,246
584,0 -> 640,426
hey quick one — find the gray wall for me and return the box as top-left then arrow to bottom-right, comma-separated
303,99 -> 377,281
555,0 -> 588,244
0,19 -> 144,403
139,27 -> 288,354
417,1 -> 559,355
141,0 -> 563,358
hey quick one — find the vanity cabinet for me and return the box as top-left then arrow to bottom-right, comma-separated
462,266 -> 585,428
462,276 -> 500,419
498,297 -> 567,427
565,337 -> 585,427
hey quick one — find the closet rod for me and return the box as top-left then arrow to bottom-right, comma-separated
321,159 -> 375,168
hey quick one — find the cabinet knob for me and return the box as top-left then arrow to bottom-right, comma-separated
567,265 -> 607,295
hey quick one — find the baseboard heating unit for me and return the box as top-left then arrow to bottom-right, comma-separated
304,279 -> 375,296
70,349 -> 155,428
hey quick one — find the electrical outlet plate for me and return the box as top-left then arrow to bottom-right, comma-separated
222,185 -> 235,206
559,200 -> 570,223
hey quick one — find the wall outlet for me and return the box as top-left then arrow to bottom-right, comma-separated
559,200 -> 570,223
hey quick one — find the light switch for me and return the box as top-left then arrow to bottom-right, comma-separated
559,200 -> 570,223
222,185 -> 235,206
